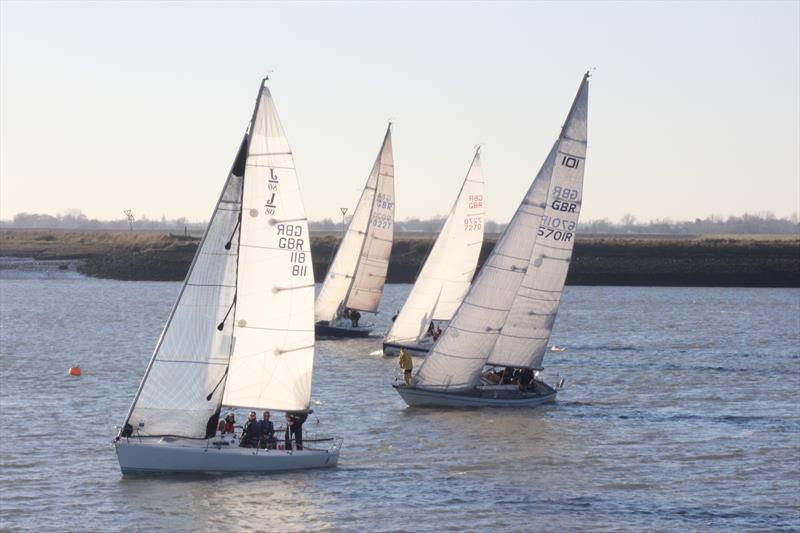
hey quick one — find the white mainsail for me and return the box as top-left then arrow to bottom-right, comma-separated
487,76 -> 588,370
315,125 -> 395,322
222,85 -> 315,413
125,80 -> 315,437
384,149 -> 485,346
414,73 -> 589,391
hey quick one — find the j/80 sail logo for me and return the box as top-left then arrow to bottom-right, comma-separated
265,168 -> 280,215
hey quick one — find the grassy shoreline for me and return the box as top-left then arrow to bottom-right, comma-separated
1,229 -> 798,287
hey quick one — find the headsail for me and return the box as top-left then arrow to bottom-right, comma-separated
414,73 -> 589,391
385,148 -> 485,345
222,83 -> 315,413
126,138 -> 246,438
315,125 -> 395,322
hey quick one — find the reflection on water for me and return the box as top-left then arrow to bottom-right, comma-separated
1,280 -> 799,532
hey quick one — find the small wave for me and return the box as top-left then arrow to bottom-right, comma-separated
686,450 -> 746,461
600,482 -> 657,490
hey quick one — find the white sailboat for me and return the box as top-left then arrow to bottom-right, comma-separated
382,148 -> 485,357
395,72 -> 589,407
114,78 -> 341,473
315,125 -> 395,338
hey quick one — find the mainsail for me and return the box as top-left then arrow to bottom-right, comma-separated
487,76 -> 588,370
125,80 -> 314,438
384,148 -> 485,345
414,72 -> 589,391
315,125 -> 395,322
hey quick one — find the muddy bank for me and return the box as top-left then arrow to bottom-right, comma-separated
1,229 -> 798,287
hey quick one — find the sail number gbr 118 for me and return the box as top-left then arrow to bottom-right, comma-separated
277,223 -> 308,277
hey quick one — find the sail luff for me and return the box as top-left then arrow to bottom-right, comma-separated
384,148 -> 484,344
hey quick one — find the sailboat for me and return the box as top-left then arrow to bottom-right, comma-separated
382,148 -> 485,357
314,125 -> 395,338
394,72 -> 589,407
114,78 -> 341,473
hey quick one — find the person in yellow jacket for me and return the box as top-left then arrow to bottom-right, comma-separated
398,348 -> 413,385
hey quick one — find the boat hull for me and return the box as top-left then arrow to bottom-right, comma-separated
115,437 -> 341,475
393,383 -> 557,408
382,341 -> 431,357
315,323 -> 373,338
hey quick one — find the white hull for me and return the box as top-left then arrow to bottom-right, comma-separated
394,382 -> 557,408
382,341 -> 432,357
115,436 -> 341,475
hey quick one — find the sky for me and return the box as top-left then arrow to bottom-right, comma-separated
1,1 -> 798,224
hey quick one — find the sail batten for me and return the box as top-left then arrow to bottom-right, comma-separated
384,150 -> 485,346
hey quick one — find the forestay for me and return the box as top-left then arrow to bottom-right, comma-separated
487,75 -> 588,370
222,85 -> 315,413
315,126 -> 395,322
385,149 -> 485,345
414,72 -> 589,391
126,138 -> 246,438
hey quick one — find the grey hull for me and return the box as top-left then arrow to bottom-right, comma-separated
382,341 -> 431,357
394,383 -> 557,408
115,437 -> 341,475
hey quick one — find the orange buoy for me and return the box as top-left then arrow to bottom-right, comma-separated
68,366 -> 81,376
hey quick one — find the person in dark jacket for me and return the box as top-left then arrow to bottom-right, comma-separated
284,412 -> 308,450
240,411 -> 260,448
519,368 -> 534,390
259,411 -> 276,449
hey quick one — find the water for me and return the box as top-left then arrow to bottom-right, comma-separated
1,278 -> 798,532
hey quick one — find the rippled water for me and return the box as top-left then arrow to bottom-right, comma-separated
1,278 -> 798,532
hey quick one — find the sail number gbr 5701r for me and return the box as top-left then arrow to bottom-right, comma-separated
538,186 -> 580,242
277,223 -> 308,277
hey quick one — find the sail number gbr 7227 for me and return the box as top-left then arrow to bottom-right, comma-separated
277,223 -> 308,277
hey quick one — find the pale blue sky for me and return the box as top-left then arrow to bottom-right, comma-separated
1,1 -> 798,224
